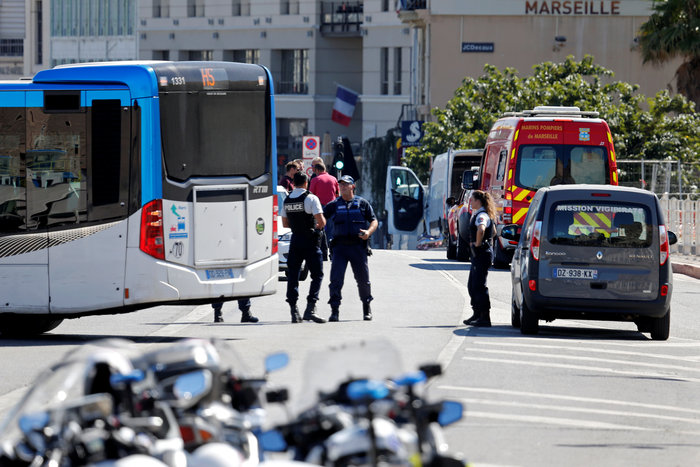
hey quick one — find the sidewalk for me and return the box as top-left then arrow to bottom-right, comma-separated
672,254 -> 700,280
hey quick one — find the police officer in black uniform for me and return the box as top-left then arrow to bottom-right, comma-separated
281,172 -> 327,324
323,175 -> 378,322
463,190 -> 496,327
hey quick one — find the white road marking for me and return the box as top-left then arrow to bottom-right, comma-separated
460,355 -> 700,383
438,385 -> 700,416
456,396 -> 700,426
145,305 -> 212,338
465,346 -> 700,374
459,410 -> 652,431
474,340 -> 700,363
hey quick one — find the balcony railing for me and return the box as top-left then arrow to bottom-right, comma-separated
320,2 -> 363,36
276,80 -> 309,94
397,0 -> 426,10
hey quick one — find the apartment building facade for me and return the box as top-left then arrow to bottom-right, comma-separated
138,0 -> 412,167
398,0 -> 683,122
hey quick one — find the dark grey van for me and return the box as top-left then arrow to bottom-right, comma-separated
503,185 -> 677,340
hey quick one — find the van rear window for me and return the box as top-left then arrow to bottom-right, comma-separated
548,202 -> 651,248
516,145 -> 609,190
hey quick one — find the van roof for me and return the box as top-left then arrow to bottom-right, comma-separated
542,184 -> 654,197
503,106 -> 600,119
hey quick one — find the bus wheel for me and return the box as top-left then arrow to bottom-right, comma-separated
0,316 -> 64,337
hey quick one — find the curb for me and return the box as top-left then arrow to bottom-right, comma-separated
672,262 -> 700,280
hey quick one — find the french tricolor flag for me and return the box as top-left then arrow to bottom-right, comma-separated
331,85 -> 359,127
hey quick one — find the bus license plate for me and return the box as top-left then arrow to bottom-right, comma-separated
554,268 -> 598,280
206,268 -> 234,280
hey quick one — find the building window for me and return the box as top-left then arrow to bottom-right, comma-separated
51,0 -> 134,38
276,118 -> 308,168
0,39 -> 23,57
187,0 -> 204,17
187,50 -> 213,61
279,49 -> 308,94
382,0 -> 390,11
36,1 -> 43,64
153,50 -> 170,60
380,47 -> 389,95
393,47 -> 402,95
153,0 -> 170,18
226,49 -> 259,64
232,1 -> 250,16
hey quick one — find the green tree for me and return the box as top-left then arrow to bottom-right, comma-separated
404,55 -> 700,183
638,0 -> 700,108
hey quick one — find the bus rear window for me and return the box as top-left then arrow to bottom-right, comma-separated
516,145 -> 609,190
547,202 -> 651,248
159,90 -> 269,182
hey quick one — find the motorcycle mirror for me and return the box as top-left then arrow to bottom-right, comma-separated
347,380 -> 389,402
265,352 -> 289,374
173,370 -> 212,407
19,411 -> 49,435
258,429 -> 287,452
393,371 -> 426,387
110,369 -> 145,388
418,363 -> 442,379
265,388 -> 289,403
438,400 -> 464,427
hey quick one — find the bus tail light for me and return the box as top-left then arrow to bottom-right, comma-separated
272,196 -> 279,255
140,199 -> 165,260
503,191 -> 513,223
659,225 -> 669,266
530,220 -> 542,261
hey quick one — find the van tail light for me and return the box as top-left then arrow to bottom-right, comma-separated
660,284 -> 669,297
530,221 -> 542,261
503,191 -> 513,223
139,199 -> 165,260
272,195 -> 279,255
529,280 -> 537,292
659,225 -> 669,265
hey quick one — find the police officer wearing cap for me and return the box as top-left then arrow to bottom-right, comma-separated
281,172 -> 327,324
323,175 -> 378,322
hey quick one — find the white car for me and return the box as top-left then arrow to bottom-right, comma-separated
277,186 -> 292,271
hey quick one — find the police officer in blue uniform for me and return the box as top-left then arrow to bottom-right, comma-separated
323,175 -> 378,322
281,172 -> 327,324
463,190 -> 496,327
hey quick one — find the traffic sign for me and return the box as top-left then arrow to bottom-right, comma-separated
302,136 -> 320,176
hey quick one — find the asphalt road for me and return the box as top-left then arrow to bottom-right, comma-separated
0,249 -> 699,466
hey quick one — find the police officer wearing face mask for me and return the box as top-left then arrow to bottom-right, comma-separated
323,175 -> 378,322
281,172 -> 327,324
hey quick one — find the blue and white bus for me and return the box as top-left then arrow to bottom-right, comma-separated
0,61 -> 279,335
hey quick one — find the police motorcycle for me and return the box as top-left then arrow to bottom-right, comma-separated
259,339 -> 466,467
0,340 -> 179,467
124,338 -> 290,467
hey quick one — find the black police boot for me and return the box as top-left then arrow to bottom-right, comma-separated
213,305 -> 224,323
463,311 -> 480,326
290,304 -> 302,324
303,304 -> 326,324
471,310 -> 491,327
363,303 -> 372,321
329,307 -> 340,322
241,309 -> 259,323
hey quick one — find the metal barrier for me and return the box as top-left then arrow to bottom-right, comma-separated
660,196 -> 699,257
